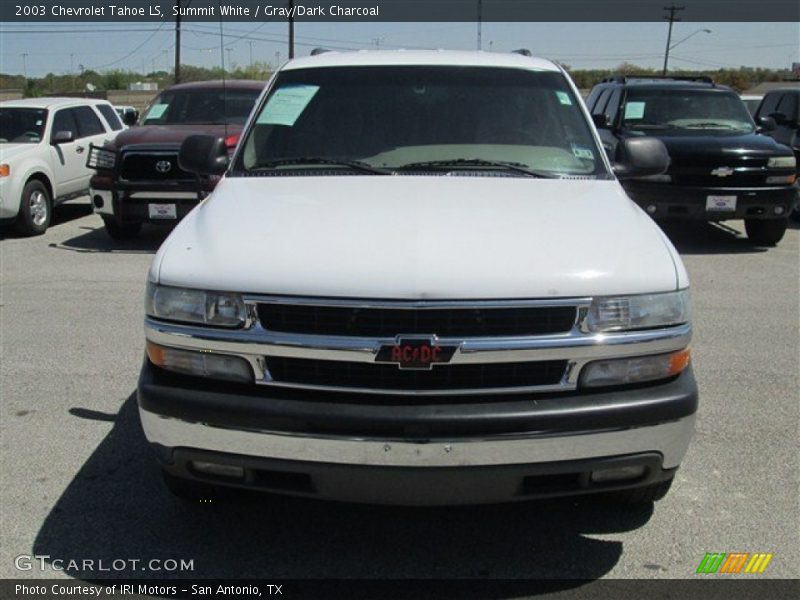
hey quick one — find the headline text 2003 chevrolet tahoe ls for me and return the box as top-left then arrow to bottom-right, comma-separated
138,51 -> 697,506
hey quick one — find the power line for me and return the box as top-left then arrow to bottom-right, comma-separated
88,22 -> 167,70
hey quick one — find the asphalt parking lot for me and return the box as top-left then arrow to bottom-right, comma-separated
0,201 -> 798,586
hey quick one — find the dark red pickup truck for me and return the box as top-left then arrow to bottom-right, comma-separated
89,80 -> 263,239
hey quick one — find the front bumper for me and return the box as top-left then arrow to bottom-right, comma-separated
138,362 -> 697,504
91,187 -> 201,224
623,182 -> 796,220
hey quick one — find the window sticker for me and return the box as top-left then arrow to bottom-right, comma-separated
555,91 -> 573,105
257,85 -> 320,126
145,103 -> 169,119
624,101 -> 646,120
571,144 -> 594,160
35,120 -> 43,126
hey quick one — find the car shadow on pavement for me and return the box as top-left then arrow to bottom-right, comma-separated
49,223 -> 171,254
656,221 -> 769,255
32,394 -> 656,595
0,202 -> 94,240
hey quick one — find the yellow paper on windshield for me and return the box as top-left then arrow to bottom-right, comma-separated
257,85 -> 320,126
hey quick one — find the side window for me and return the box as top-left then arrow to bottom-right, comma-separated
51,109 -> 79,142
95,104 -> 123,131
756,92 -> 780,119
604,88 -> 622,124
776,93 -> 798,121
592,89 -> 612,115
72,105 -> 105,138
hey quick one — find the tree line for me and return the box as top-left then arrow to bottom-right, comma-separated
0,62 -> 796,96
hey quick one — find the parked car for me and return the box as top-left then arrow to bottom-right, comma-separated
0,97 -> 124,235
740,94 -> 763,116
753,88 -> 800,221
138,50 -> 697,506
586,76 -> 796,245
114,105 -> 139,125
88,80 -> 264,239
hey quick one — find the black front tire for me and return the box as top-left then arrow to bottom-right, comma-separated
15,180 -> 51,236
745,218 -> 788,246
102,216 -> 142,240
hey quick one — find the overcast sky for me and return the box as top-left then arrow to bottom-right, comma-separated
1,21 -> 798,77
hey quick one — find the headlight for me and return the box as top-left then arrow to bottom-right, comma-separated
580,349 -> 691,388
145,282 -> 246,328
587,289 -> 691,332
767,156 -> 796,169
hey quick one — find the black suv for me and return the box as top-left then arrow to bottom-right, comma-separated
753,87 -> 800,221
586,76 -> 797,245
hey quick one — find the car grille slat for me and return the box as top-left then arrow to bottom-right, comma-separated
257,304 -> 577,337
265,357 -> 568,392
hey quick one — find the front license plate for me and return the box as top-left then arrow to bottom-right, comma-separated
148,203 -> 177,219
706,195 -> 737,212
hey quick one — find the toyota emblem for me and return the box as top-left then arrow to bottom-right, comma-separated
155,160 -> 172,174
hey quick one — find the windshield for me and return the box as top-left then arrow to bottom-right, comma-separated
236,66 -> 608,177
622,89 -> 755,134
0,108 -> 47,144
141,89 -> 260,125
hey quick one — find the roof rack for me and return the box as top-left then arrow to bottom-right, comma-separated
310,48 -> 332,56
602,75 -> 715,85
512,49 -> 532,57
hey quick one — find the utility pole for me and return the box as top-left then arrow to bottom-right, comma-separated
372,37 -> 384,49
274,51 -> 281,70
70,53 -> 75,90
248,41 -> 255,67
20,53 -> 28,79
662,4 -> 685,75
288,0 -> 295,58
174,0 -> 181,83
477,0 -> 482,50
226,47 -> 233,69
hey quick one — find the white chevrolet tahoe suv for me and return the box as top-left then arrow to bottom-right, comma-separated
0,97 -> 124,235
139,51 -> 697,506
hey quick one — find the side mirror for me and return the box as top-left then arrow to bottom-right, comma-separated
178,134 -> 229,176
757,116 -> 776,132
52,130 -> 74,145
592,113 -> 610,129
122,111 -> 138,127
613,137 -> 670,180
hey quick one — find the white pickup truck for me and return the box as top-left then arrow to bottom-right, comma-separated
0,97 -> 123,235
138,50 -> 697,506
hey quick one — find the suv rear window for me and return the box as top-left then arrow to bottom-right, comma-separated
96,104 -> 124,131
238,66 -> 608,178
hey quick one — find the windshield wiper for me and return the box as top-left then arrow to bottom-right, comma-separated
249,157 -> 391,175
394,158 -> 556,178
682,122 -> 739,130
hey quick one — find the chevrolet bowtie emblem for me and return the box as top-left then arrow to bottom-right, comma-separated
710,166 -> 734,177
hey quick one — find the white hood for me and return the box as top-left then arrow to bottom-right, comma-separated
0,143 -> 40,161
153,176 -> 681,299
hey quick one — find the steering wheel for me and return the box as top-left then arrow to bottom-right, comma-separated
12,131 -> 41,142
